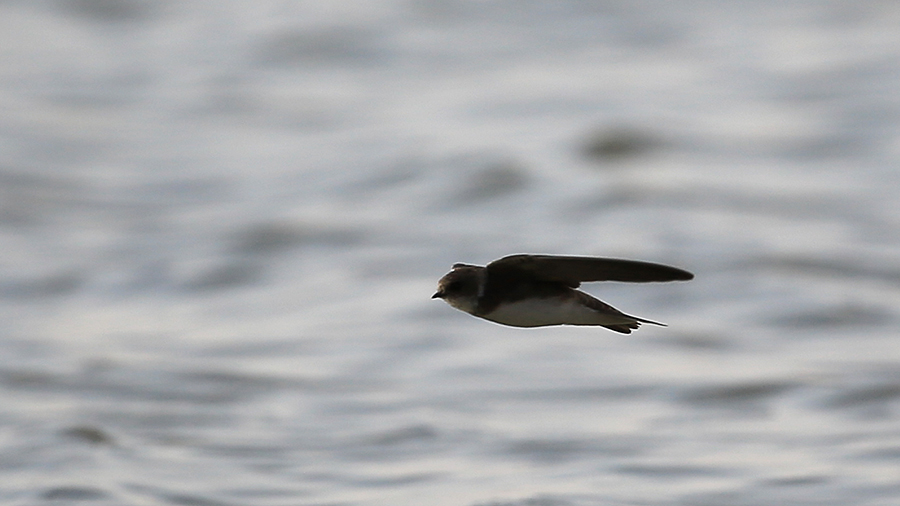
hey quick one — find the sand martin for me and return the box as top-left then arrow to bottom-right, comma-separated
432,254 -> 693,333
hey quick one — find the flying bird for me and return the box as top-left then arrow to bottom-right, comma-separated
432,254 -> 693,333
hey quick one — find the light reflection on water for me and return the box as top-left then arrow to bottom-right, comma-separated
1,1 -> 900,505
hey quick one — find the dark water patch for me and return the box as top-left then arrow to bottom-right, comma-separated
502,436 -> 640,464
0,169 -> 84,227
678,486 -> 848,506
0,365 -> 295,405
363,424 -> 438,446
503,384 -> 657,402
156,491 -> 235,506
503,438 -> 588,464
60,425 -> 115,446
0,270 -> 83,299
334,424 -> 444,462
684,476 -> 900,506
771,303 -> 891,329
677,380 -> 796,409
0,369 -> 58,388
58,0 -> 161,23
181,262 -> 264,292
125,485 -> 241,506
494,435 -> 653,465
176,369 -> 294,393
615,463 -> 726,478
254,27 -> 385,67
183,220 -> 366,292
820,383 -> 900,410
41,485 -> 109,500
346,472 -> 441,487
857,446 -> 900,460
342,473 -> 445,488
581,127 -> 661,162
231,221 -> 364,256
762,475 -> 831,486
454,162 -> 529,204
650,331 -> 733,351
232,222 -> 307,255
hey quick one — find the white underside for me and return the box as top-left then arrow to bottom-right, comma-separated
482,297 -> 636,327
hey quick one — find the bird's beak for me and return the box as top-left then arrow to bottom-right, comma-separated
432,291 -> 443,299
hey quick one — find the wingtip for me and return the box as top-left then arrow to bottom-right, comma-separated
667,266 -> 694,281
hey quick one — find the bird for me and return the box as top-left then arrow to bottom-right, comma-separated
432,254 -> 693,333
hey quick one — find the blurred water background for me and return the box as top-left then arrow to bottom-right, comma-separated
2,1 -> 900,505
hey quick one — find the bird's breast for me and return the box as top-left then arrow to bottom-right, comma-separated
481,295 -> 633,328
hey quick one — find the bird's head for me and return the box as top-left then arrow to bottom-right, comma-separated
432,265 -> 483,314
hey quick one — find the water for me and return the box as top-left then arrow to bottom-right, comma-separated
2,1 -> 900,505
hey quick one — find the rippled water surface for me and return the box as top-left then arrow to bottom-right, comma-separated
2,1 -> 900,505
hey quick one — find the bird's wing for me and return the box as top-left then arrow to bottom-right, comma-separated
486,254 -> 694,287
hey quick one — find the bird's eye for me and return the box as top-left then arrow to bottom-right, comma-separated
447,281 -> 461,292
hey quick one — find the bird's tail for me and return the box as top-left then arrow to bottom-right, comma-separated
603,315 -> 665,334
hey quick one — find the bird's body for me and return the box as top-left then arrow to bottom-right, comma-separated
432,254 -> 693,334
